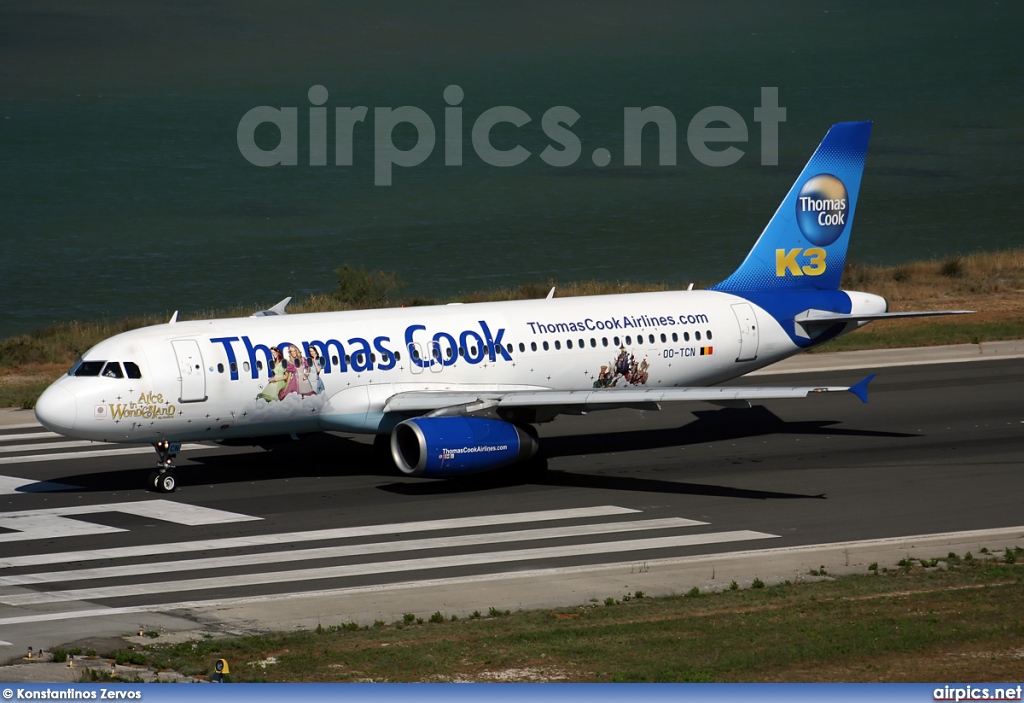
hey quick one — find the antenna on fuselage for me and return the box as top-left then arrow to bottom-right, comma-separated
168,311 -> 178,324
252,297 -> 292,317
686,283 -> 694,291
545,287 -> 555,299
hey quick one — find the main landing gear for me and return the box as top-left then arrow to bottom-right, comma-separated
149,440 -> 179,493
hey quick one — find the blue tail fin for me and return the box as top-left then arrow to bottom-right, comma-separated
711,121 -> 872,292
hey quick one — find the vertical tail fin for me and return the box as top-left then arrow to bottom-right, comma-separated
711,121 -> 872,292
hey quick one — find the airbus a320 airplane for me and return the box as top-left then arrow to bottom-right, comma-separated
35,122 -> 968,492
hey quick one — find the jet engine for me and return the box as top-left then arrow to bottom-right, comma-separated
390,416 -> 538,478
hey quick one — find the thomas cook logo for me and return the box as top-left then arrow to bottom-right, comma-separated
796,174 -> 848,246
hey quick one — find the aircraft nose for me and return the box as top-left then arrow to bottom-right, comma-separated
34,385 -> 77,433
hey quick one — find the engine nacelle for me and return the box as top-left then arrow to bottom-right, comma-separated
391,416 -> 538,478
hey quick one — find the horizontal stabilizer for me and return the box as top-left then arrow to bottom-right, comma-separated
793,308 -> 973,339
795,309 -> 973,325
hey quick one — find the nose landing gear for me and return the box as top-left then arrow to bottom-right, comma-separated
149,440 -> 180,493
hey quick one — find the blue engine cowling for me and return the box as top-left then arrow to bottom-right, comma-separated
391,416 -> 538,478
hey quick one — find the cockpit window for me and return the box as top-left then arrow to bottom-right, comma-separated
71,360 -> 106,377
102,362 -> 124,378
123,361 -> 142,379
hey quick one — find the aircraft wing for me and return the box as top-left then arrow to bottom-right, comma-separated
383,375 -> 874,416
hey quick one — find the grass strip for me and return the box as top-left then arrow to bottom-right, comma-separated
107,551 -> 1024,683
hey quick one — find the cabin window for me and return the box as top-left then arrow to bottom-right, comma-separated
506,343 -> 513,355
695,331 -> 702,341
648,334 -> 655,344
217,363 -> 224,374
101,362 -> 124,379
566,340 -> 573,350
613,336 -> 620,346
531,342 -> 537,352
371,353 -> 377,363
543,341 -> 549,351
331,356 -> 339,366
124,361 -> 143,379
602,337 -> 608,347
554,340 -> 561,350
229,361 -> 237,375
471,346 -> 478,356
256,360 -> 263,371
71,360 -> 105,377
683,332 -> 690,342
395,351 -> 402,361
578,339 -> 584,349
625,336 -> 632,345
707,330 -> 713,340
519,342 -> 525,352
590,338 -> 597,348
244,361 -> 252,373
446,347 -> 454,359
672,333 -> 678,342
412,349 -> 420,360
660,333 -> 667,343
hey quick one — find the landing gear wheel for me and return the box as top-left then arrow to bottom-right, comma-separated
151,468 -> 177,493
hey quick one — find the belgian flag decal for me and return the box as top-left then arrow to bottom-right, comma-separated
699,346 -> 714,356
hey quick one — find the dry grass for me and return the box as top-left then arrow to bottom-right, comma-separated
133,554 -> 1024,682
842,249 -> 1024,313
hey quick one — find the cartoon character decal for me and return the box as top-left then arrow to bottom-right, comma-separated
594,346 -> 650,388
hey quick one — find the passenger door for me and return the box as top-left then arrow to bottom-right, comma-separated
171,339 -> 207,402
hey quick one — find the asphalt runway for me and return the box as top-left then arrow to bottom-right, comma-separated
1,355 -> 1022,659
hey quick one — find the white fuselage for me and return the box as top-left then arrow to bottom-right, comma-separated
34,288 -> 879,444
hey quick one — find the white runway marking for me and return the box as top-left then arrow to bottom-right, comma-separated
0,505 -> 639,568
0,475 -> 80,495
0,422 -> 46,431
0,443 -> 214,465
0,440 -> 101,454
4,525 -> 1024,627
0,499 -> 261,543
0,639 -> 11,646
0,431 -> 62,443
0,517 -> 704,585
0,530 -> 777,605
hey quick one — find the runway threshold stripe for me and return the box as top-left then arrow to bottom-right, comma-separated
0,444 -> 213,465
4,525 -> 1023,627
0,440 -> 102,454
0,517 -> 706,586
0,530 -> 777,605
0,431 -> 62,443
0,505 -> 640,568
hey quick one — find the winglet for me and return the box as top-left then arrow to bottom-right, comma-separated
848,374 -> 874,404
